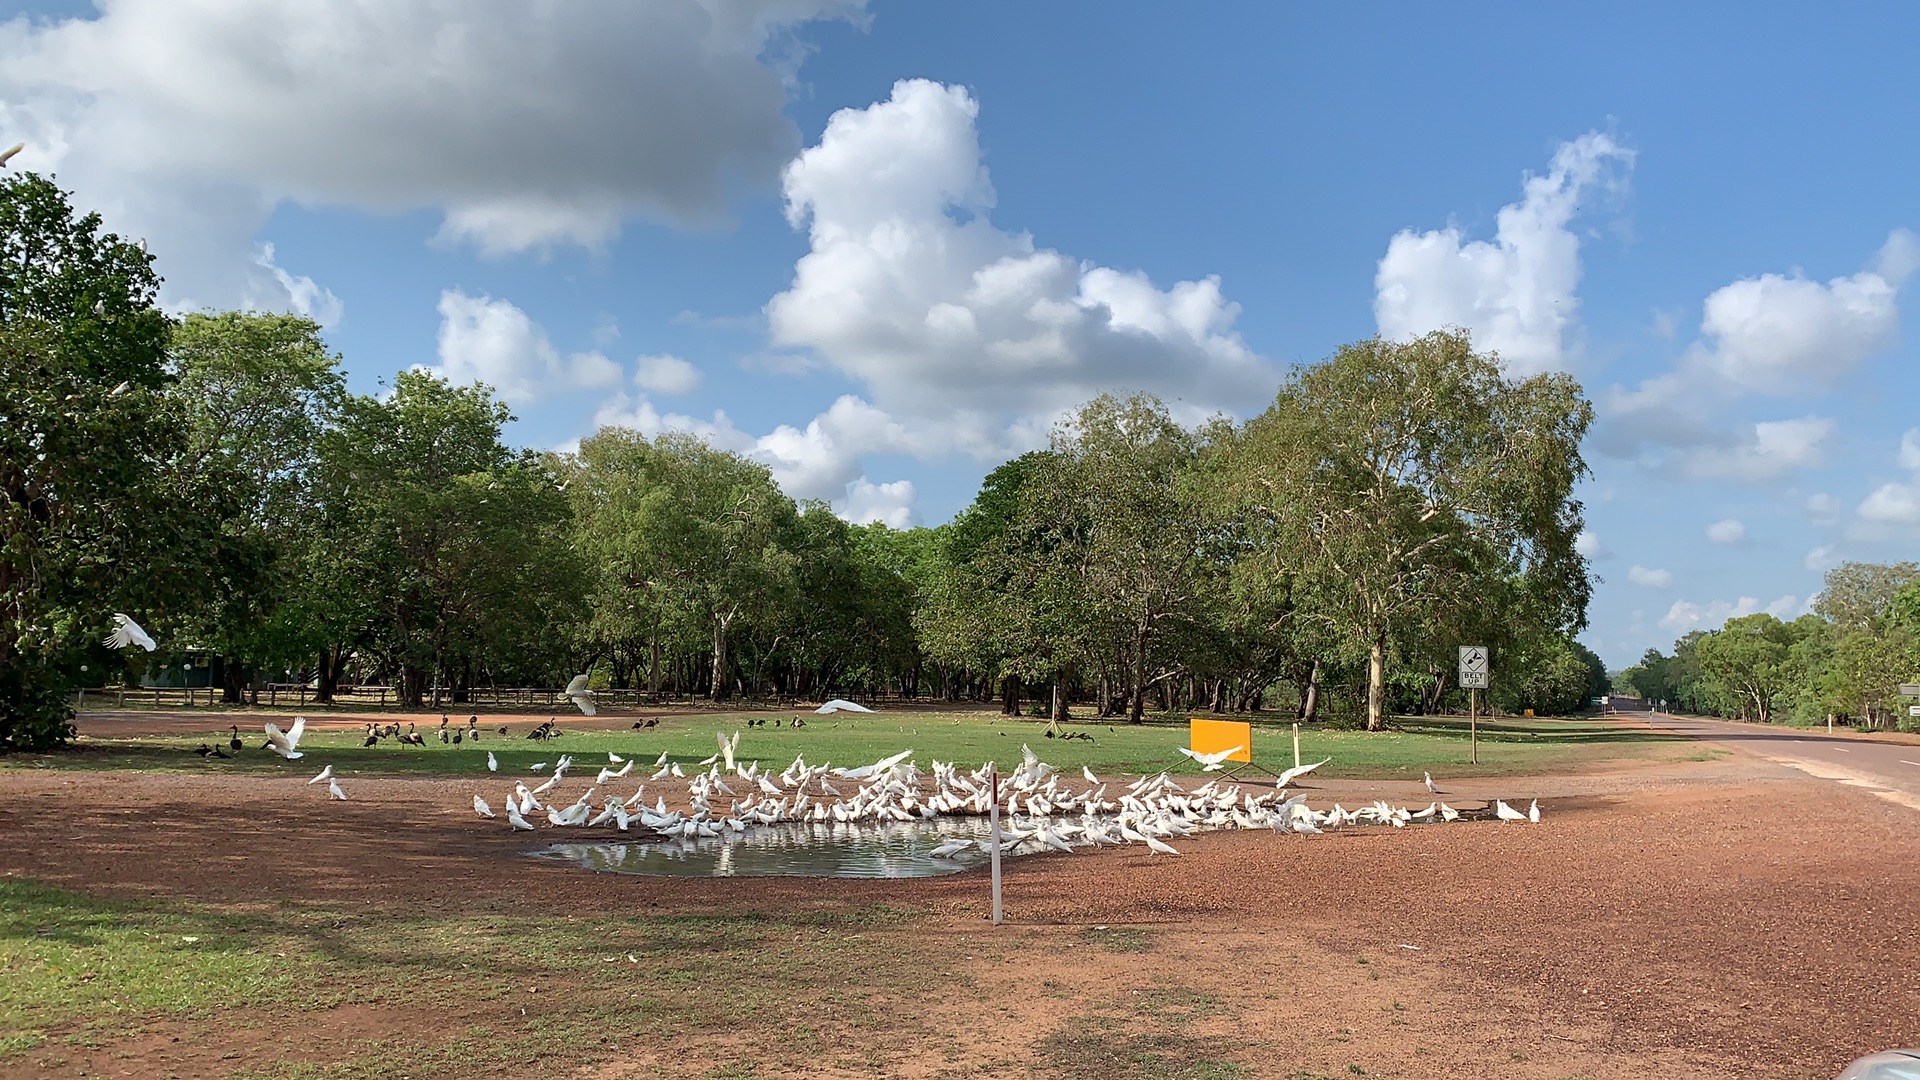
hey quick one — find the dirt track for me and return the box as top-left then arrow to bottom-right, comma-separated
2,749 -> 1917,1079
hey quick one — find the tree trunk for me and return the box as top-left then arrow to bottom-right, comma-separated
1051,678 -> 1069,723
220,654 -> 244,704
316,649 -> 338,703
709,617 -> 729,702
1301,658 -> 1321,723
1000,674 -> 1022,716
1366,634 -> 1386,731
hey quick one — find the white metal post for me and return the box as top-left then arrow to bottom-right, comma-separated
1291,722 -> 1301,770
988,762 -> 1003,925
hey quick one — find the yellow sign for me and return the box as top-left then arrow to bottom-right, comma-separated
1524,708 -> 1535,717
1189,718 -> 1252,763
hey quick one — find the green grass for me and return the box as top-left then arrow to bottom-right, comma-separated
3,876 -> 935,1075
7,710 -> 1696,781
0,879 -> 324,1056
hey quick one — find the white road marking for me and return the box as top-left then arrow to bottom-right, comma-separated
1834,748 -> 1850,753
1767,757 -> 1920,814
1900,760 -> 1920,768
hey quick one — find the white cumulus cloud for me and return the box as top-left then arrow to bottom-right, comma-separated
1659,594 -> 1798,633
633,355 -> 701,396
1679,415 -> 1835,482
765,79 -> 1275,440
1373,132 -> 1633,375
1574,530 -> 1605,559
1627,565 -> 1672,588
431,289 -> 620,405
1805,545 -> 1837,572
1692,229 -> 1916,393
1805,492 -> 1840,525
0,0 -> 863,306
248,243 -> 343,328
1706,519 -> 1746,545
841,478 -> 917,528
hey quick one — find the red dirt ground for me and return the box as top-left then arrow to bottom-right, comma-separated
2,735 -> 1916,1079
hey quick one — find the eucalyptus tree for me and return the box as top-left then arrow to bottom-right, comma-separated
1693,613 -> 1799,723
570,429 -> 798,700
167,311 -> 344,699
1229,330 -> 1594,730
0,174 -> 238,747
1013,394 -> 1210,722
313,370 -> 578,706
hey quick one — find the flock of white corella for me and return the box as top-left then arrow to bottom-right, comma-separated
430,732 -> 1541,859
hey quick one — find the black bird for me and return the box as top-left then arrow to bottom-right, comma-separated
631,721 -> 646,729
497,726 -> 509,736
194,743 -> 215,757
451,728 -> 463,744
228,725 -> 243,752
207,746 -> 230,759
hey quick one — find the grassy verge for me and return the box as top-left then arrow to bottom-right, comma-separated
2,877 -> 939,1076
5,711 -> 1698,781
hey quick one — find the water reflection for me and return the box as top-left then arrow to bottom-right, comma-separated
535,817 -> 1033,878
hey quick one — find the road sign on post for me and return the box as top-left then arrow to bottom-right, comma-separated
1460,646 -> 1489,765
1458,646 -> 1490,688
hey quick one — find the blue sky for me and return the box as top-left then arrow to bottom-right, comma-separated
3,2 -> 1916,667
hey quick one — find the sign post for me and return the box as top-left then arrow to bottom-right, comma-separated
988,762 -> 1003,926
1459,646 -> 1490,765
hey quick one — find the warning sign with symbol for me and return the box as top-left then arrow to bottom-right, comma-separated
1459,645 -> 1489,689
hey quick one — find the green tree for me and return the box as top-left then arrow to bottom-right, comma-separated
314,370 -> 579,706
0,174 -> 238,747
168,311 -> 345,700
570,429 -> 797,701
1229,330 -> 1594,730
1694,614 -> 1800,723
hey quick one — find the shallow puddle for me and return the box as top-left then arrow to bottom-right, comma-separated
534,817 -> 1027,878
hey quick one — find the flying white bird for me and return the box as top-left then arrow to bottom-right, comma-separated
306,764 -> 333,785
0,143 -> 23,168
1176,745 -> 1243,772
103,613 -> 157,651
327,778 -> 347,801
563,674 -> 596,716
1424,772 -> 1440,794
1494,799 -> 1528,823
487,752 -> 498,772
814,698 -> 874,714
1275,757 -> 1331,788
473,795 -> 495,819
264,716 -> 307,759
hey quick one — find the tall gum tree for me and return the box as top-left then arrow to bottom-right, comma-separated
0,174 -> 239,747
1229,330 -> 1594,730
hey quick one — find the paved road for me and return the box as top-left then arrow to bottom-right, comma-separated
1643,711 -> 1920,812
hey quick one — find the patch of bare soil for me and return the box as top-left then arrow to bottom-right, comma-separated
1,755 -> 1914,1079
